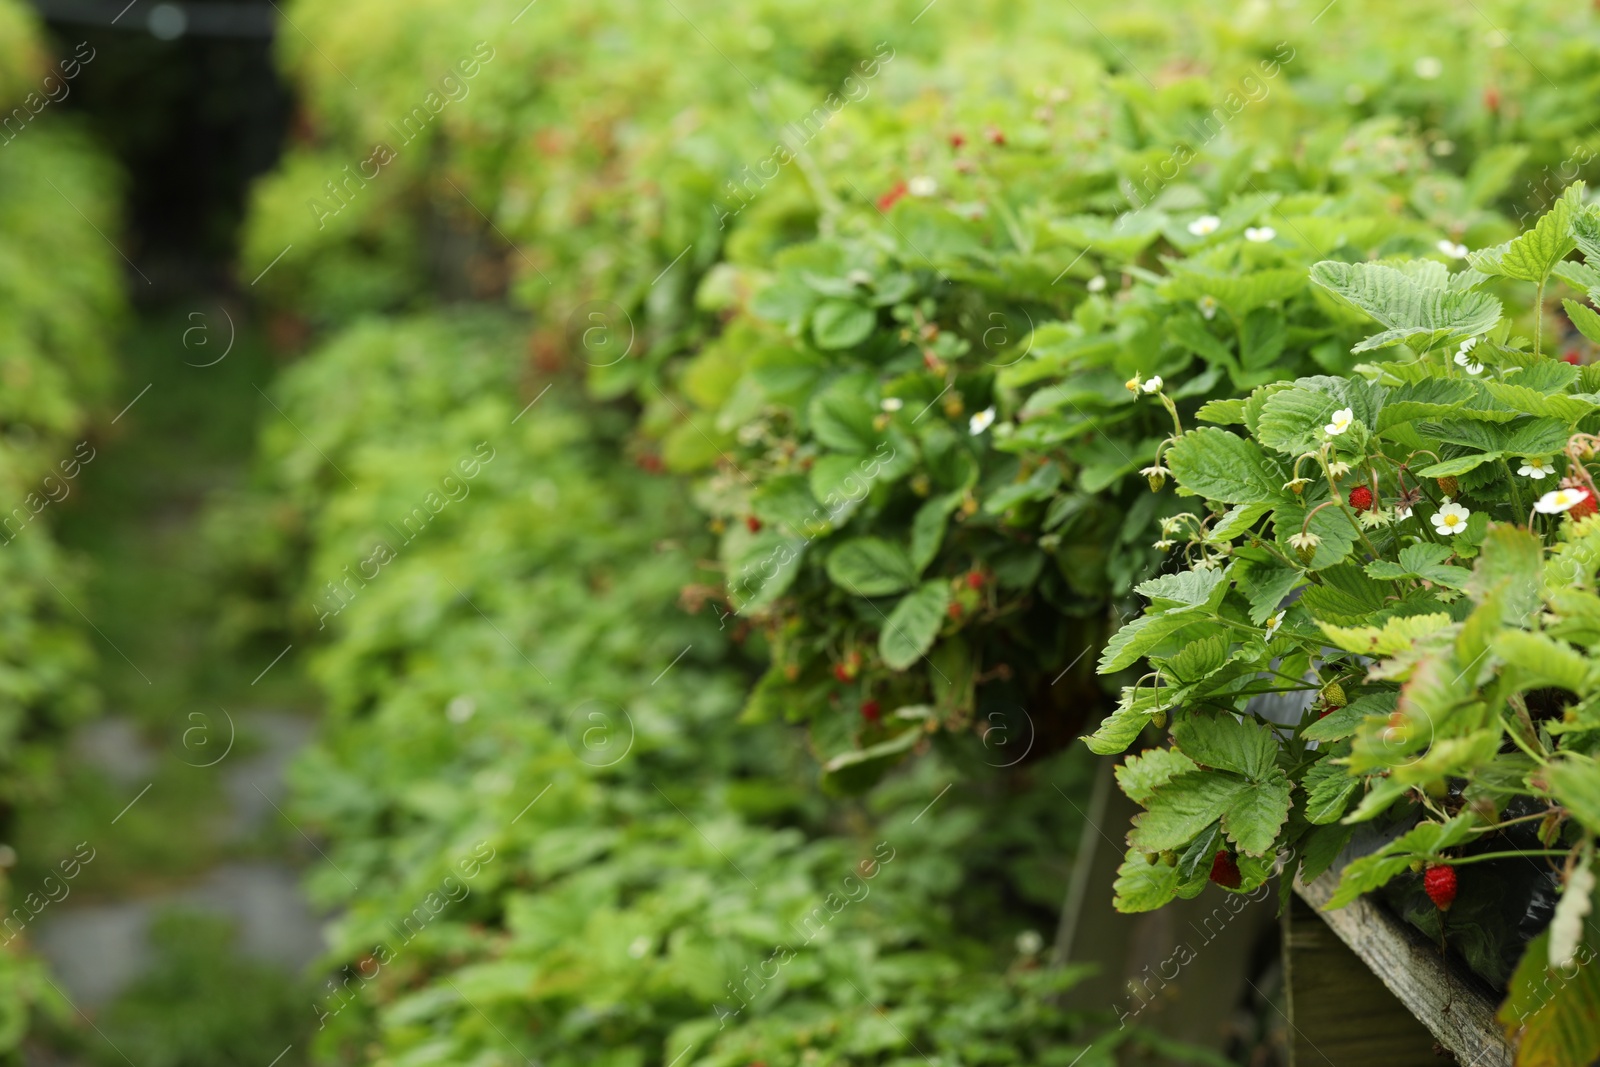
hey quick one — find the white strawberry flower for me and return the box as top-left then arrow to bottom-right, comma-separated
1264,611 -> 1285,640
1518,456 -> 1552,480
1414,56 -> 1443,79
908,175 -> 938,197
881,397 -> 904,412
1245,226 -> 1276,242
1455,336 -> 1484,375
1324,407 -> 1354,436
1431,500 -> 1471,534
1288,531 -> 1321,552
1087,274 -> 1107,292
969,406 -> 996,435
1536,487 -> 1588,514
1436,239 -> 1469,259
1198,295 -> 1219,320
1394,503 -> 1414,520
1187,214 -> 1221,236
1141,375 -> 1163,394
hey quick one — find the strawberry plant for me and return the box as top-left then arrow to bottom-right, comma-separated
1093,184 -> 1600,1065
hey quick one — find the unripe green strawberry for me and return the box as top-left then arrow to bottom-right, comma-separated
1322,681 -> 1347,708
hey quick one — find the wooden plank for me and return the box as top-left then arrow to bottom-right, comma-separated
1294,872 -> 1512,1067
1284,892 -> 1443,1066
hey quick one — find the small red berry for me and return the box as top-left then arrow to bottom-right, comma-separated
984,125 -> 1005,145
1209,851 -> 1241,889
637,454 -> 664,474
1348,485 -> 1375,512
1423,864 -> 1457,911
1572,488 -> 1600,520
1564,350 -> 1583,366
860,700 -> 881,722
949,131 -> 966,149
947,601 -> 962,620
833,663 -> 852,683
876,181 -> 908,213
1484,85 -> 1501,112
965,570 -> 984,590
745,515 -> 763,533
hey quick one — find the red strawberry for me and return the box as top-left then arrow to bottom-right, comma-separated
1564,350 -> 1583,366
1209,851 -> 1241,889
1484,85 -> 1501,112
1423,864 -> 1457,911
833,663 -> 852,683
965,570 -> 984,590
877,181 -> 908,212
1348,485 -> 1375,512
949,131 -> 966,149
984,125 -> 1005,146
1573,488 -> 1600,520
745,515 -> 763,533
861,700 -> 881,722
947,601 -> 962,620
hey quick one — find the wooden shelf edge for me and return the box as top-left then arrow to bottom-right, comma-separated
1293,873 -> 1514,1067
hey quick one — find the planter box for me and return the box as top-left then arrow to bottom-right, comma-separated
1290,872 -> 1512,1067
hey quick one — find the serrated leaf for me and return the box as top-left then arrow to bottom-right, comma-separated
1304,757 -> 1361,824
1471,183 -> 1579,285
1222,771 -> 1292,855
1172,715 -> 1278,780
1098,609 -> 1204,674
1302,692 -> 1398,742
1565,298 -> 1600,346
1494,630 -> 1595,693
1196,397 -> 1247,425
1113,847 -> 1181,913
1083,686 -> 1165,754
1116,748 -> 1198,805
1135,568 -> 1225,607
878,580 -> 950,670
1165,427 -> 1288,504
1309,260 -> 1502,348
1548,757 -> 1600,834
1318,612 -> 1454,656
1210,502 -> 1273,542
1129,772 -> 1251,852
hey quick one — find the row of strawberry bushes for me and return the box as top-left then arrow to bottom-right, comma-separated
0,0 -> 126,1049
230,1 -> 1600,1062
245,309 -> 1209,1067
239,0 -> 1600,785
